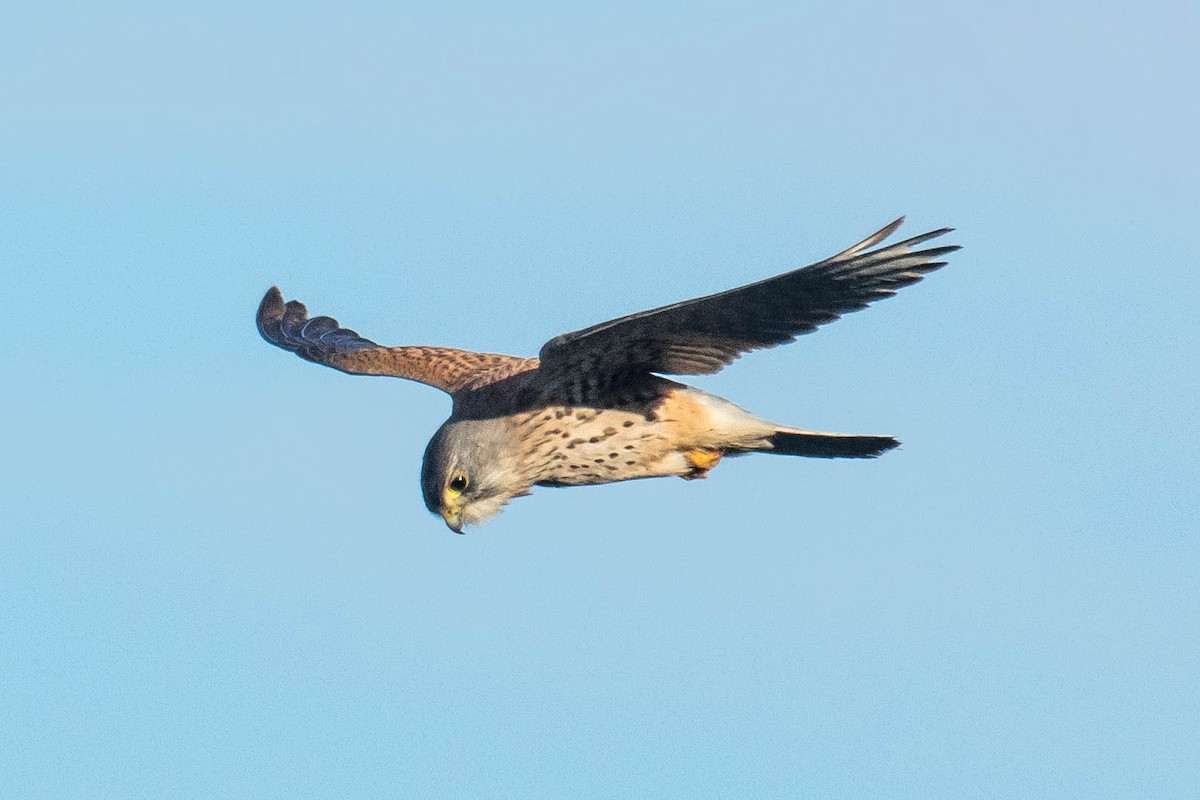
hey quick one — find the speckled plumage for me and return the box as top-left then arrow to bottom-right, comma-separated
257,218 -> 958,532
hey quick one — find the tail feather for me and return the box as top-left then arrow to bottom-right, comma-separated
765,430 -> 899,459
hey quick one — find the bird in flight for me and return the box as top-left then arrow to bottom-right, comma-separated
257,217 -> 957,533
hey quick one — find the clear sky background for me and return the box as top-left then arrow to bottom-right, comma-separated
3,2 -> 1197,798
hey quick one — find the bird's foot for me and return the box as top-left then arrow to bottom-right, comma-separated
682,448 -> 723,479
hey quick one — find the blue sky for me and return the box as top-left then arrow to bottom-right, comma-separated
3,2 -> 1197,797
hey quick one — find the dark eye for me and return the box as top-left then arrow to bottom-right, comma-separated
449,474 -> 468,493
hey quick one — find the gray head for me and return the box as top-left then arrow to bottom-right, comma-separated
420,418 -> 529,533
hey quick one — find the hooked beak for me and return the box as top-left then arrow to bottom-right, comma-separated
441,506 -> 465,534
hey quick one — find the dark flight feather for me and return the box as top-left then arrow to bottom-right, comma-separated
537,218 -> 958,381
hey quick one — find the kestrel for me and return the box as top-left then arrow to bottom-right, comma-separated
257,217 -> 957,532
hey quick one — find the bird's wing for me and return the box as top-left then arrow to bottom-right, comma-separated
537,218 -> 958,379
256,287 -> 533,395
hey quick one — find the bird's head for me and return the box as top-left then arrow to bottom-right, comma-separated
420,419 -> 528,533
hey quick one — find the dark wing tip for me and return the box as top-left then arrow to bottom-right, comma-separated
257,286 -> 288,345
258,286 -> 283,316
256,286 -> 318,352
916,244 -> 962,260
256,286 -> 383,365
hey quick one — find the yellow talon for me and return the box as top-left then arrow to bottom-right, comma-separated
683,448 -> 723,479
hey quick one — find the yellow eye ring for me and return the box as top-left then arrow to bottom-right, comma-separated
448,473 -> 468,494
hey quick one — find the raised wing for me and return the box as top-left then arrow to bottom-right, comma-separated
538,218 -> 957,379
256,287 -> 534,395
